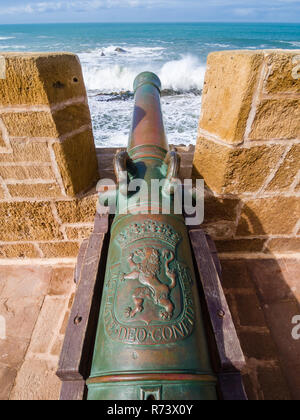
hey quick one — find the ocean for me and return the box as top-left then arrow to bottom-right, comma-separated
0,22 -> 299,147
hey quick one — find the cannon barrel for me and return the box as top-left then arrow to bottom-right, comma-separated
87,72 -> 217,400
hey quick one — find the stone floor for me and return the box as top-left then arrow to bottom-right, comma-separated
221,258 -> 300,400
0,264 -> 75,400
0,257 -> 299,400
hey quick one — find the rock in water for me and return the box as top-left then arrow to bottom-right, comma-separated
101,52 -> 105,57
115,47 -> 127,53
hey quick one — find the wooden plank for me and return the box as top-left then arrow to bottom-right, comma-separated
74,239 -> 88,285
189,229 -> 246,372
60,381 -> 86,401
57,214 -> 109,382
218,373 -> 247,401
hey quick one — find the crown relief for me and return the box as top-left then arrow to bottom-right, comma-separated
117,220 -> 181,249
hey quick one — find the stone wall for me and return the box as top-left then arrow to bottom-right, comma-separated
0,53 -> 99,261
193,50 -> 300,257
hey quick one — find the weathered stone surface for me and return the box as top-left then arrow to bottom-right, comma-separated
0,131 -> 6,148
257,365 -> 291,400
265,51 -> 300,94
237,197 -> 300,236
0,202 -> 63,241
215,239 -> 266,253
0,140 -> 51,163
2,111 -> 57,138
249,99 -> 300,141
55,195 -> 97,223
238,331 -> 278,360
27,296 -> 66,354
0,165 -> 55,180
50,335 -> 64,357
0,265 -> 51,299
10,359 -> 61,400
246,259 -> 299,304
221,259 -> 255,290
202,221 -> 236,240
0,185 -> 5,199
0,365 -> 17,400
235,293 -> 266,327
52,103 -> 91,135
0,336 -> 29,369
49,267 -> 75,296
0,243 -> 40,258
200,51 -> 264,144
0,53 -> 86,106
2,104 -> 91,139
263,300 -> 300,367
65,226 -> 93,240
193,137 -> 284,194
267,145 -> 300,191
53,130 -> 98,196
39,242 -> 80,258
204,195 -> 239,222
0,297 -> 44,341
265,238 -> 300,253
7,183 -> 62,199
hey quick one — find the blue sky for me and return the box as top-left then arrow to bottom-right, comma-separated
0,0 -> 299,24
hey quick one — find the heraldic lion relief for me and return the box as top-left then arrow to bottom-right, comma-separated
122,247 -> 177,321
103,220 -> 195,345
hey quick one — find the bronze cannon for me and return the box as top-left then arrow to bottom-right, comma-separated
87,72 -> 218,400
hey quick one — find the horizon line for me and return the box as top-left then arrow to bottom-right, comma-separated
0,21 -> 299,26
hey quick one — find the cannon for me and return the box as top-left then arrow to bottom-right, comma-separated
86,72 -> 218,400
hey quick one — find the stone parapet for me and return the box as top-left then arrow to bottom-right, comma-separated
193,50 -> 300,256
0,53 -> 99,260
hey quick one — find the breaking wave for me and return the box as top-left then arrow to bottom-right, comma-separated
81,54 -> 206,94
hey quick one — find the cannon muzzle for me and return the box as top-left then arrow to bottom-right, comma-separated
87,72 -> 217,400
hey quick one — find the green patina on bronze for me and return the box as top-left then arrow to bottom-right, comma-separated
87,72 -> 217,400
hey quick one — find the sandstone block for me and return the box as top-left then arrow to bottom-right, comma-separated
267,144 -> 300,191
238,331 -> 278,360
221,259 -> 255,290
0,53 -> 86,106
215,239 -> 265,253
237,197 -> 300,236
0,201 -> 63,241
249,99 -> 300,141
0,165 -> 55,180
0,243 -> 40,258
200,51 -> 264,144
65,226 -> 93,240
0,365 -> 17,400
204,195 -> 240,222
27,296 -> 66,354
0,185 -> 5,199
0,296 -> 44,341
0,131 -> 6,148
0,265 -> 51,299
49,267 -> 75,296
257,366 -> 291,400
53,129 -> 99,196
39,242 -> 80,258
265,238 -> 300,253
0,140 -> 51,163
264,51 -> 300,95
0,336 -> 29,370
246,259 -> 299,304
2,103 -> 91,139
235,293 -> 266,327
55,195 -> 97,224
7,183 -> 62,199
193,137 -> 284,194
10,359 -> 61,400
2,111 -> 58,138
